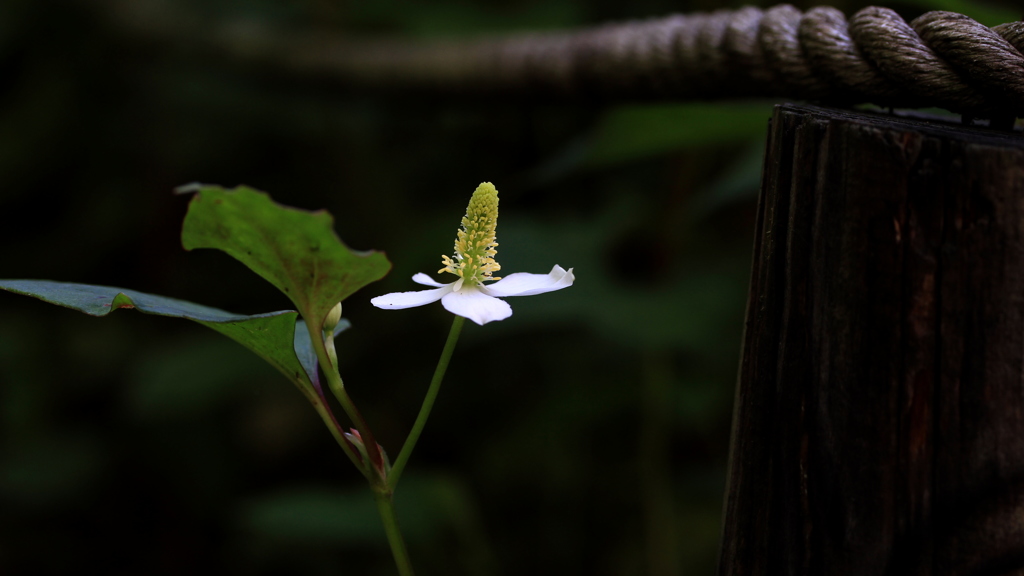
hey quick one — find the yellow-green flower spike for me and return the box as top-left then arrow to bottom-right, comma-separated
439,182 -> 501,285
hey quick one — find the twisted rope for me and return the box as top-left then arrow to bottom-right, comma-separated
275,4 -> 1024,118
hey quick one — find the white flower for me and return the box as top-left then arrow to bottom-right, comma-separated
370,182 -> 574,325
371,265 -> 575,325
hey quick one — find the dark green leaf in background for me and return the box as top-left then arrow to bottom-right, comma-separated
531,102 -> 772,183
179,184 -> 391,332
584,103 -> 773,168
901,0 -> 1017,27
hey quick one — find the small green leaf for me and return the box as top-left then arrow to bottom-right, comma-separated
179,184 -> 391,331
0,280 -> 314,393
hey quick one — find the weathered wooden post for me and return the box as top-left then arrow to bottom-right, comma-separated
718,103 -> 1024,575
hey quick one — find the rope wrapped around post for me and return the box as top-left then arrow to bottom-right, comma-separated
275,5 -> 1024,119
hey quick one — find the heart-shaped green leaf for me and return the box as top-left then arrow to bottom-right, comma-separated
0,280 -> 318,394
179,184 -> 391,332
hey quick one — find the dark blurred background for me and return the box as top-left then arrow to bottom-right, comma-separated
0,0 -> 1015,574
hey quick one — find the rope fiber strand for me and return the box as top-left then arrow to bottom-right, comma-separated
279,5 -> 1024,120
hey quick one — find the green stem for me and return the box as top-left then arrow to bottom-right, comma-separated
307,394 -> 370,479
307,320 -> 386,475
388,315 -> 465,490
374,489 -> 415,576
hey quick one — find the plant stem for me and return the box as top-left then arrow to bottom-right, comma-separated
388,315 -> 465,490
307,394 -> 370,478
307,320 -> 386,473
375,488 -> 415,576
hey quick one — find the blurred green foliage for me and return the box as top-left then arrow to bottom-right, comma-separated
0,0 -> 1015,574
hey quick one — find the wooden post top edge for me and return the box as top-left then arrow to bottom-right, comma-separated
773,102 -> 1024,147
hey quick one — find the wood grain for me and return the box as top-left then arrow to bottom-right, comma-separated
719,104 -> 1024,576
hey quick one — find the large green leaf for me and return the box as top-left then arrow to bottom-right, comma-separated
179,184 -> 391,332
0,280 -> 315,393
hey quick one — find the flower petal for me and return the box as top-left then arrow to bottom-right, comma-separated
371,285 -> 452,309
412,273 -> 446,287
441,286 -> 512,325
480,265 -> 575,297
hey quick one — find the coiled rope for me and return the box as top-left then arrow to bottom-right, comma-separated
280,5 -> 1024,119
